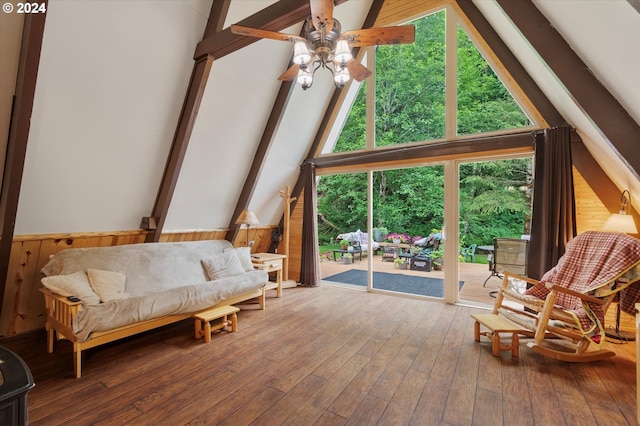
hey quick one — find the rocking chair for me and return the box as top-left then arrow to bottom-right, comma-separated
489,231 -> 640,362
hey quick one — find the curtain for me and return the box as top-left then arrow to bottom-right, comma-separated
299,161 -> 320,287
528,126 -> 577,279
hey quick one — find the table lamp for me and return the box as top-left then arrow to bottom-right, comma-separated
236,210 -> 259,247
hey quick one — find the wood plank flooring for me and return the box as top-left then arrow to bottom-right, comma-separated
2,285 -> 637,425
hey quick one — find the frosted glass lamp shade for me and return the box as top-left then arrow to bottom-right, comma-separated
297,67 -> 313,88
334,40 -> 352,64
293,42 -> 311,65
334,65 -> 350,85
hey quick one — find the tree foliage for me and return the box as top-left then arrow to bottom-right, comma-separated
317,10 -> 533,246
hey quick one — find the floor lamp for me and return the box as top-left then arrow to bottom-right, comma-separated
236,210 -> 259,247
602,189 -> 638,341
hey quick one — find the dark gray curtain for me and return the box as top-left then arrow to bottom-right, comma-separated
528,126 -> 577,279
299,161 -> 320,287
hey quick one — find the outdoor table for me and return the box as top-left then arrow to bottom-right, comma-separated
332,248 -> 362,261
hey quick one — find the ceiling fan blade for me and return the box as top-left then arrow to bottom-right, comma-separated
346,60 -> 372,82
341,25 -> 416,47
310,0 -> 334,32
230,25 -> 305,43
278,64 -> 301,81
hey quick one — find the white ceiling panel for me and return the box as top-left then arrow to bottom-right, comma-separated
16,0 -> 208,234
534,0 -> 640,125
164,34 -> 293,230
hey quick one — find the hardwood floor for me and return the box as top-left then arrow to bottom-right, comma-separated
2,286 -> 637,425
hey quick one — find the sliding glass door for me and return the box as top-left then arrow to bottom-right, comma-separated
317,156 -> 532,306
457,157 -> 533,306
371,165 -> 446,299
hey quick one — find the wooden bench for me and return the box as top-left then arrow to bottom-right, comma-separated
192,305 -> 240,343
471,313 -> 526,357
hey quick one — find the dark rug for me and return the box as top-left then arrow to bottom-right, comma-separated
323,269 -> 463,298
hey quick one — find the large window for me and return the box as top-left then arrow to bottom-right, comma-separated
318,5 -> 539,305
376,11 -> 447,146
330,6 -> 535,154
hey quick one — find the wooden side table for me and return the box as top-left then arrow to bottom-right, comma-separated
251,253 -> 286,298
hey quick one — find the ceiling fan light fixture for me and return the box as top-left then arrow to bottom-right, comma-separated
333,65 -> 350,87
334,39 -> 352,64
297,66 -> 313,89
293,41 -> 311,65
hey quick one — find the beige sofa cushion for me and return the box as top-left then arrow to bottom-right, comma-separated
88,269 -> 129,302
202,251 -> 245,280
41,271 -> 101,305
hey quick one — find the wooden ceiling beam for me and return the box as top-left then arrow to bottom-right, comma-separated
0,6 -> 48,307
226,80 -> 297,244
144,56 -> 214,242
144,1 -> 228,241
203,0 -> 232,38
313,131 -> 535,170
496,0 -> 640,180
194,0 -> 349,60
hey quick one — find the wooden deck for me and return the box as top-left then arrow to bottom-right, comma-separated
2,284 -> 637,425
320,255 -> 498,305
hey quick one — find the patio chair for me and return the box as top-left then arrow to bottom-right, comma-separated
461,244 -> 477,262
489,231 -> 640,362
483,238 -> 529,286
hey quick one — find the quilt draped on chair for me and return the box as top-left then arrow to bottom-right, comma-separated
525,231 -> 640,344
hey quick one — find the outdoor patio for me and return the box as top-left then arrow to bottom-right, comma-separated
319,253 -> 498,305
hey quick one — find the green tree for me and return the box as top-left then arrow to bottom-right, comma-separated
318,10 -> 533,246
457,26 -> 531,134
459,159 -> 532,246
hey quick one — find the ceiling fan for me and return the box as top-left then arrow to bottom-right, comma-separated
230,0 -> 415,90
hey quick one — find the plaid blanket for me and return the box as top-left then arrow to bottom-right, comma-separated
525,231 -> 640,344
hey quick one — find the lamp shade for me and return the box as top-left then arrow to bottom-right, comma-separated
236,210 -> 259,226
334,39 -> 352,64
602,213 -> 638,234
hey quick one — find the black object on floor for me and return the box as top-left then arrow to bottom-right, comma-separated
323,269 -> 463,298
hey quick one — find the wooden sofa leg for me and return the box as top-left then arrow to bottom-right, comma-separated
46,323 -> 54,354
74,344 -> 82,378
259,288 -> 266,310
231,312 -> 238,332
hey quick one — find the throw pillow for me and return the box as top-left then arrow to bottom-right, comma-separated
202,251 -> 245,280
224,246 -> 254,272
41,271 -> 101,305
87,269 -> 129,302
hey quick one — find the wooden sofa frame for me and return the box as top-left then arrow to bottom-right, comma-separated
40,286 -> 266,378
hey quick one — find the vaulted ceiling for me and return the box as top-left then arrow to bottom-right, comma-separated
1,0 -> 639,242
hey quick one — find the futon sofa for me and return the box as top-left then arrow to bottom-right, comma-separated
39,240 -> 268,377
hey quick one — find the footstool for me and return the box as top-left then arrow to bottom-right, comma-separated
192,305 -> 240,343
471,313 -> 526,357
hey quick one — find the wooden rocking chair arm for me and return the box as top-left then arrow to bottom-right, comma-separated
502,271 -> 541,286
547,285 -> 605,305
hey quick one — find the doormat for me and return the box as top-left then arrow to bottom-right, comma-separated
323,269 -> 463,298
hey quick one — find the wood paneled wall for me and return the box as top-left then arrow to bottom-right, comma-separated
0,227 -> 277,337
284,191 -> 304,283
376,0 -> 446,26
573,166 -> 610,234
